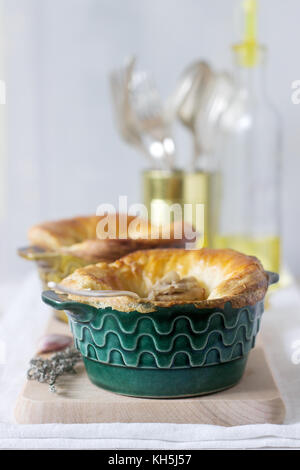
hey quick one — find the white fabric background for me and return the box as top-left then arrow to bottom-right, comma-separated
0,272 -> 299,450
1,0 -> 300,284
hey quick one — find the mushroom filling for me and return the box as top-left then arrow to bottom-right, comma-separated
147,271 -> 207,301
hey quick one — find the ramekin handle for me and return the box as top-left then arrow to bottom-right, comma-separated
41,290 -> 97,323
266,271 -> 280,286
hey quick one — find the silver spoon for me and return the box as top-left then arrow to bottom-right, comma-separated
171,61 -> 235,170
47,282 -> 140,299
170,61 -> 213,169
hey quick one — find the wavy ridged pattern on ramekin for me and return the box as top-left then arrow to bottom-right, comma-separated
68,301 -> 264,369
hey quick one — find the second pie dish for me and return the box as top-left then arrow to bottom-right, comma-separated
20,214 -> 193,321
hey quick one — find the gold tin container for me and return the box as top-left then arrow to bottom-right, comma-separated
143,169 -> 211,247
143,169 -> 184,226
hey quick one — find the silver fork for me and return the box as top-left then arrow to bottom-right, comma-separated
48,282 -> 140,299
110,58 -> 175,169
129,69 -> 175,169
110,57 -> 147,155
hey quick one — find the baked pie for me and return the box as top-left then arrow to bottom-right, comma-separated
60,247 -> 269,313
28,214 -> 193,262
43,247 -> 277,398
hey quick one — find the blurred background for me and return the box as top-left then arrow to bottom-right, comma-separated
0,0 -> 299,283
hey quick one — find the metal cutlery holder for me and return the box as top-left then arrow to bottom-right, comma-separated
143,169 -> 211,248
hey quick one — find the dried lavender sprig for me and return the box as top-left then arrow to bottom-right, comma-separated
27,347 -> 82,393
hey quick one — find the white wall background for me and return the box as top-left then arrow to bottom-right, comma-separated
1,0 -> 300,282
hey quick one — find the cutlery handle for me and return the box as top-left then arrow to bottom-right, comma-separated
17,246 -> 59,260
47,281 -> 139,299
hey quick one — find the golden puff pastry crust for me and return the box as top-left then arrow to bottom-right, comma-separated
28,214 -> 193,262
60,248 -> 269,313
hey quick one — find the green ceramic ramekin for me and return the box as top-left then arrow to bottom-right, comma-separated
42,271 -> 278,398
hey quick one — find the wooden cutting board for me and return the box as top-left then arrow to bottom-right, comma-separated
14,316 -> 285,426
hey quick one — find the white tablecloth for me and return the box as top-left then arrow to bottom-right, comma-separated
0,272 -> 300,450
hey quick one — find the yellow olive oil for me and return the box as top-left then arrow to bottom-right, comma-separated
212,235 -> 280,273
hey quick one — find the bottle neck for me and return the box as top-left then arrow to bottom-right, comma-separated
232,46 -> 267,101
236,65 -> 266,100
